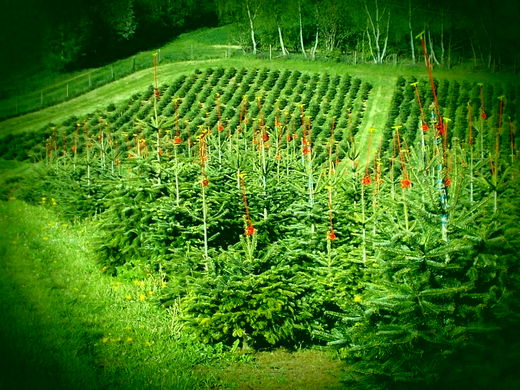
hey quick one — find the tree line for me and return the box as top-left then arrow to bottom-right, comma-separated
1,0 -> 216,72
216,0 -> 520,69
2,0 -> 518,75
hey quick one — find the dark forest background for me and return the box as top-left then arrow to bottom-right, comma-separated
1,0 -> 519,76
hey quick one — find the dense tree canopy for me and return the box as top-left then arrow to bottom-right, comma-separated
0,0 -> 518,75
215,0 -> 520,68
0,0 -> 217,72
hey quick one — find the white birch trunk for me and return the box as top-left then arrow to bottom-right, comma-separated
427,30 -> 440,65
299,1 -> 306,58
246,2 -> 257,55
365,0 -> 389,64
278,25 -> 289,56
440,14 -> 445,65
408,0 -> 415,63
311,28 -> 318,60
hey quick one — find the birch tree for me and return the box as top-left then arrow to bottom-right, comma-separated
298,0 -> 307,57
215,0 -> 262,54
365,0 -> 390,64
245,0 -> 261,54
408,0 -> 415,63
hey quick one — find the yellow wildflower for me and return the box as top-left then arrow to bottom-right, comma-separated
353,295 -> 362,303
101,337 -> 109,343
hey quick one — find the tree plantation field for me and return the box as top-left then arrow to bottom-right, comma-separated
1,54 -> 520,389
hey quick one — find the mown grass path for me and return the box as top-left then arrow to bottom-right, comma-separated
355,78 -> 397,166
0,200 -> 209,389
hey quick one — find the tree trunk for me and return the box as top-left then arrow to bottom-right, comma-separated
380,11 -> 390,62
299,1 -> 306,58
366,28 -> 377,63
365,0 -> 390,64
246,2 -> 257,55
440,14 -> 445,66
408,0 -> 415,64
470,38 -> 477,67
311,28 -> 318,60
447,33 -> 452,69
278,25 -> 289,56
427,30 -> 440,65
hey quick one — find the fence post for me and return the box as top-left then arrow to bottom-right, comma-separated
66,83 -> 69,98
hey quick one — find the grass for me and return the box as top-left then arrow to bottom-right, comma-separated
0,196 -> 216,389
0,26 -> 240,121
202,348 -> 346,390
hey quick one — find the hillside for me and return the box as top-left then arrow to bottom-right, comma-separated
1,25 -> 520,390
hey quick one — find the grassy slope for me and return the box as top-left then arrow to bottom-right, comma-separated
0,25 -> 238,117
1,26 -> 519,389
2,53 -> 518,136
0,196 -> 215,389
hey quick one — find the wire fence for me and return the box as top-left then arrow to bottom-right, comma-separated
0,44 -> 241,121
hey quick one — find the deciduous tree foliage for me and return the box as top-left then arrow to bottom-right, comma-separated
215,0 -> 520,68
1,0 -> 217,71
